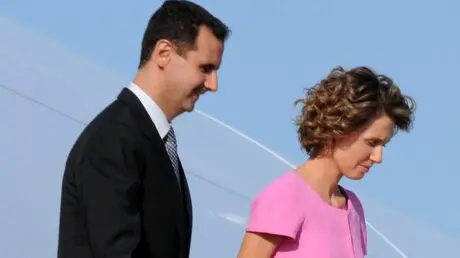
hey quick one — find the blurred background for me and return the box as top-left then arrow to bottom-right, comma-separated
1,1 -> 459,257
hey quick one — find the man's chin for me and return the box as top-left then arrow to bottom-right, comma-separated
182,103 -> 196,112
184,107 -> 195,113
181,94 -> 202,113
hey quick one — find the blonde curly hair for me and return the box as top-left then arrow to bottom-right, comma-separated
295,66 -> 416,158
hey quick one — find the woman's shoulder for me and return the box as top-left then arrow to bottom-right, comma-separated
248,171 -> 314,219
254,171 -> 307,202
246,171 -> 309,239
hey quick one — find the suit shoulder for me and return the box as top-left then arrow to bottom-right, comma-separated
67,100 -> 142,160
87,99 -> 140,135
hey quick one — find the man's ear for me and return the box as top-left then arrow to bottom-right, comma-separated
151,39 -> 174,69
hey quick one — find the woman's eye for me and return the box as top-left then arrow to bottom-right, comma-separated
367,140 -> 387,147
367,140 -> 378,147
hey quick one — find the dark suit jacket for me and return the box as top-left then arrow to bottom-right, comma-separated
57,88 -> 193,258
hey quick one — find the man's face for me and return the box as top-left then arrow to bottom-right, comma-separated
163,26 -> 224,113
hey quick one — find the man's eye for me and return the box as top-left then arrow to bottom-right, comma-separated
200,65 -> 215,74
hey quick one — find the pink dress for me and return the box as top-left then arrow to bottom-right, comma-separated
246,171 -> 367,258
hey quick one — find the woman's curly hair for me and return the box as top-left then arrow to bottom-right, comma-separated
295,66 -> 416,158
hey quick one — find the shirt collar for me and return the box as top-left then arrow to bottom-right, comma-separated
127,82 -> 170,139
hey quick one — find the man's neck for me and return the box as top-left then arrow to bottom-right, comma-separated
133,71 -> 176,122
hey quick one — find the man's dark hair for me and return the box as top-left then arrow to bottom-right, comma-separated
138,0 -> 231,69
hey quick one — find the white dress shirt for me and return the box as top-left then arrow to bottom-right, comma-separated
127,82 -> 170,139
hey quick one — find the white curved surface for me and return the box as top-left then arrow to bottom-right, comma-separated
1,12 -> 459,258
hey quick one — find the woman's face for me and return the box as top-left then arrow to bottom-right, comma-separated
332,114 -> 395,180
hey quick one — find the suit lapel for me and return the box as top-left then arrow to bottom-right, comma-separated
116,88 -> 161,142
117,89 -> 180,185
177,160 -> 192,257
117,88 -> 192,246
178,161 -> 193,230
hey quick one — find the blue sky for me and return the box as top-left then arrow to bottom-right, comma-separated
1,0 -> 459,257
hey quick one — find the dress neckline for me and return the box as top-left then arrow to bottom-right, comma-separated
289,171 -> 351,215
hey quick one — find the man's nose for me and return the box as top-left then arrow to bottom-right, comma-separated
204,71 -> 218,92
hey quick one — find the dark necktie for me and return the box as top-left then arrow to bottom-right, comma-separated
164,127 -> 181,186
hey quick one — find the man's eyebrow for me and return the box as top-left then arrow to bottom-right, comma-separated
200,63 -> 219,72
201,63 -> 217,69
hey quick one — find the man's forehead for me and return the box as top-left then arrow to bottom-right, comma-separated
185,27 -> 223,67
194,27 -> 223,52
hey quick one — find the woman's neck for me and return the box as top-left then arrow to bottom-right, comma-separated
296,157 -> 343,201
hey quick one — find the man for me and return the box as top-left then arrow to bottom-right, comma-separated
57,1 -> 230,257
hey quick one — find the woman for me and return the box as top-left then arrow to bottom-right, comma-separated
236,66 -> 416,258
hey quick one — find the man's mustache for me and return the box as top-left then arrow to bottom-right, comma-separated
193,86 -> 207,95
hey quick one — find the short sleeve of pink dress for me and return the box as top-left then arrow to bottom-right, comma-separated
245,171 -> 368,258
246,172 -> 306,240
